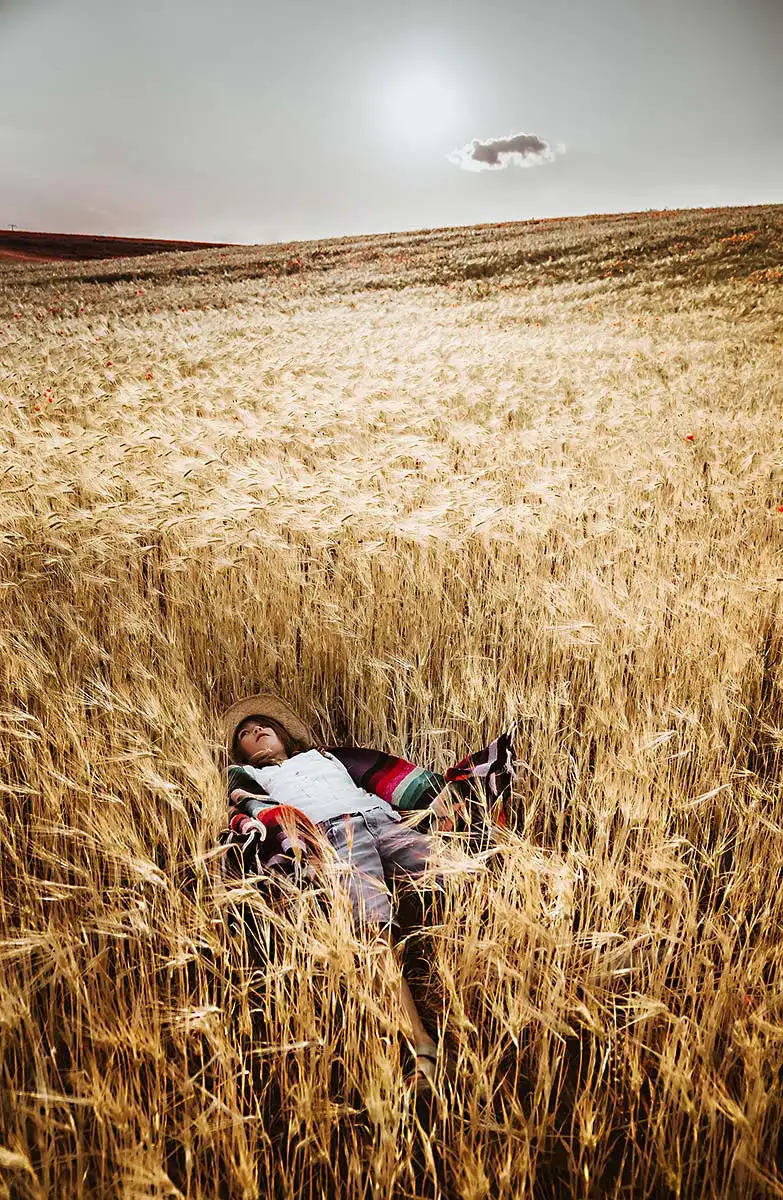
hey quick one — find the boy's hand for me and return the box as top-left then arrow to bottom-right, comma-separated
227,807 -> 268,842
242,817 -> 267,840
427,786 -> 467,832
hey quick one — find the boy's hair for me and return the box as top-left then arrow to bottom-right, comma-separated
233,714 -> 311,765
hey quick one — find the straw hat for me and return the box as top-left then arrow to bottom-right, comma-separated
222,693 -> 315,763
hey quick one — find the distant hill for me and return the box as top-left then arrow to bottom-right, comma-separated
0,229 -> 234,263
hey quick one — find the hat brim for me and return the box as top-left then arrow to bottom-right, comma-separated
222,693 -> 315,763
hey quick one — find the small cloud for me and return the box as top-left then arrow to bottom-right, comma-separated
448,131 -> 565,172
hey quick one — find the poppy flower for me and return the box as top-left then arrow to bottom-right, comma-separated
778,506 -> 783,513
146,372 -> 153,380
685,434 -> 694,441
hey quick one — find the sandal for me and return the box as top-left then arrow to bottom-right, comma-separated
403,1046 -> 438,1092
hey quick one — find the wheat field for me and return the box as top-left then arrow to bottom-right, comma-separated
0,204 -> 781,1199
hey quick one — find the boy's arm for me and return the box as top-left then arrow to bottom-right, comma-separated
227,765 -> 278,818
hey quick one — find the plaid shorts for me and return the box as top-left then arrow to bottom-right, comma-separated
317,806 -> 436,931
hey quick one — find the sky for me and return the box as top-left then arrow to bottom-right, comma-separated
0,0 -> 780,244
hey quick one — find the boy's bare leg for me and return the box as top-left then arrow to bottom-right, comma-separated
377,928 -> 437,1082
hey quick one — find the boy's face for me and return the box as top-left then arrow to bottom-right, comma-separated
236,717 -> 288,764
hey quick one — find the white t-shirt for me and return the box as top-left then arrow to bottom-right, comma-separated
242,749 -> 392,825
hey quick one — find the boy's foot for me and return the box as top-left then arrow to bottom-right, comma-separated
412,1048 -> 438,1091
403,1041 -> 438,1084
404,1048 -> 439,1131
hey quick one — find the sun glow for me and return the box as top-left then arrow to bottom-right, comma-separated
380,65 -> 465,149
